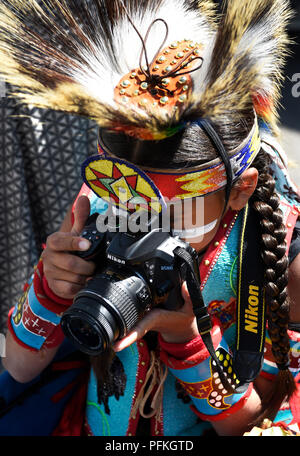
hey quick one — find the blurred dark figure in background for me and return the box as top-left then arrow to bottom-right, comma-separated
0,94 -> 97,334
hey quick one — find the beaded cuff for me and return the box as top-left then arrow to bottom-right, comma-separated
159,319 -> 252,421
8,260 -> 70,351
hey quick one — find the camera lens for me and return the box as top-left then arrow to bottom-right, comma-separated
66,317 -> 101,349
61,272 -> 151,355
61,294 -> 117,355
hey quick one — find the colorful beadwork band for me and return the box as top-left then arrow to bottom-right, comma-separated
8,260 -> 65,351
82,155 -> 165,214
81,116 -> 261,213
159,321 -> 251,420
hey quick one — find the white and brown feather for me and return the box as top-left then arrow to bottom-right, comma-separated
0,0 -> 292,136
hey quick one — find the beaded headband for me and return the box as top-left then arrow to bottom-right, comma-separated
81,115 -> 261,214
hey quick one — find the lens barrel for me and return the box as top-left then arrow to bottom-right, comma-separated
61,272 -> 151,355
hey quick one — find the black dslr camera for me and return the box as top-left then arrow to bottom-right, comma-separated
60,212 -> 199,355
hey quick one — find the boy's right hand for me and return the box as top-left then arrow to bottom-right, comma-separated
41,195 -> 96,300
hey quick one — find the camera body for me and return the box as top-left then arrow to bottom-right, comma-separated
60,212 -> 198,355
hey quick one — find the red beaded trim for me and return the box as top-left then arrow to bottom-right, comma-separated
126,340 -> 165,436
83,419 -> 94,436
199,210 -> 239,290
126,340 -> 150,436
159,319 -> 222,370
7,258 -> 69,351
282,202 -> 300,253
34,260 -> 72,315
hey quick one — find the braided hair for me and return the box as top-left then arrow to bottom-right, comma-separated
249,149 -> 296,422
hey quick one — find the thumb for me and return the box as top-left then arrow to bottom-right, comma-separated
181,281 -> 192,304
181,281 -> 195,314
71,195 -> 91,236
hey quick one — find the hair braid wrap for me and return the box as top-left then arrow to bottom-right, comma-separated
250,149 -> 296,422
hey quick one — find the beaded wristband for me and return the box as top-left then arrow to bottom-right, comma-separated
159,319 -> 252,421
8,259 -> 72,351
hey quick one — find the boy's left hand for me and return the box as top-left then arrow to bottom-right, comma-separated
113,282 -> 200,351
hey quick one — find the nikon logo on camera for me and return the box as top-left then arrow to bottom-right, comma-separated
107,254 -> 126,265
244,285 -> 260,334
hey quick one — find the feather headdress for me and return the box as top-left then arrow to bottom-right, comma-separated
0,0 -> 292,140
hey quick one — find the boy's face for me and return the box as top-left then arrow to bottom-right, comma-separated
167,166 -> 259,252
168,189 -> 226,253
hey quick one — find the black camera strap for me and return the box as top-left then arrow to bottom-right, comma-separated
232,203 -> 267,384
174,202 -> 267,392
197,118 -> 234,218
174,247 -> 236,394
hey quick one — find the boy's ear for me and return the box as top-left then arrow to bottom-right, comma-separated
229,168 -> 258,211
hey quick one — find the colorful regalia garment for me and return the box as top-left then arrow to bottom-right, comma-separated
1,129 -> 299,436
0,0 -> 299,437
77,134 -> 300,436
